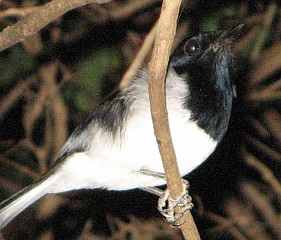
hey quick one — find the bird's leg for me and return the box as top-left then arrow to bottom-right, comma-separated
139,170 -> 194,226
157,179 -> 193,226
138,169 -> 166,179
138,169 -> 166,196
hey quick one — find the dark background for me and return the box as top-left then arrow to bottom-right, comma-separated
0,0 -> 281,239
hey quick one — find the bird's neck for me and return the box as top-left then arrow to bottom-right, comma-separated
182,61 -> 234,142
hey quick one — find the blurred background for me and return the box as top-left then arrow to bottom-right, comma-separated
0,0 -> 281,239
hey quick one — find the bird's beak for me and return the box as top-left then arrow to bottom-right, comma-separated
216,23 -> 245,46
207,23 -> 244,54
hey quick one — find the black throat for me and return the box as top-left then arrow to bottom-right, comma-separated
174,52 -> 235,142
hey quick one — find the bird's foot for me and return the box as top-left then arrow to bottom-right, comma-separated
158,179 -> 193,226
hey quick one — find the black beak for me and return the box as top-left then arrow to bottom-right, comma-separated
217,23 -> 244,45
208,23 -> 244,54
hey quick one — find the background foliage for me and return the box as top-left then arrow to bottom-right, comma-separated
0,0 -> 281,239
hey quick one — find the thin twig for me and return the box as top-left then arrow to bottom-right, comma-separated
120,20 -> 158,88
148,0 -> 200,239
85,0 -> 161,23
23,76 -> 48,138
206,212 -> 248,240
249,79 -> 281,101
250,43 -> 281,86
224,197 -> 271,240
248,91 -> 281,101
1,138 -> 39,160
241,182 -> 281,239
109,0 -> 160,20
0,77 -> 35,120
0,156 -> 39,179
0,7 -> 38,19
245,153 -> 281,201
39,63 -> 68,160
249,118 -> 271,139
263,109 -> 281,146
0,177 -> 24,194
247,135 -> 281,162
39,105 -> 54,173
120,20 -> 188,89
0,0 -> 112,52
250,2 -> 278,61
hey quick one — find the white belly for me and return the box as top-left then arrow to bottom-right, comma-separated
51,110 -> 216,193
49,72 -> 217,193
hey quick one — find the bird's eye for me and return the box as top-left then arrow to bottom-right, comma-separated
184,39 -> 201,56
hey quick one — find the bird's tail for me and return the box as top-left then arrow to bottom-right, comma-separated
0,174 -> 58,229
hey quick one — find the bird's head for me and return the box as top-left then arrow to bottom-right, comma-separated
170,24 -> 244,141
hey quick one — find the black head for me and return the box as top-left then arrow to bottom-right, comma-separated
170,24 -> 243,142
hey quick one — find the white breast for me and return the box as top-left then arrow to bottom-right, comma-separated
49,70 -> 217,193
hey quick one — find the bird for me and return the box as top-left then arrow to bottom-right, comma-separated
0,24 -> 243,229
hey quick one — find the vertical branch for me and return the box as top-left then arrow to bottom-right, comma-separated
250,2 -> 278,61
148,0 -> 200,239
120,20 -> 158,89
39,64 -> 68,159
